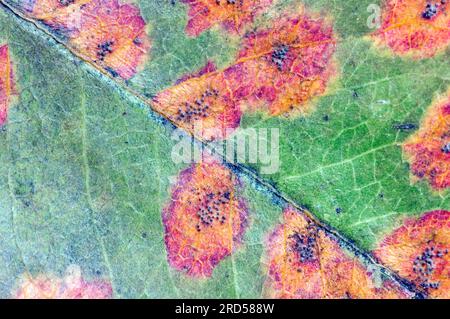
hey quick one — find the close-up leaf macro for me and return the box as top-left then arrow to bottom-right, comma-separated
0,0 -> 449,302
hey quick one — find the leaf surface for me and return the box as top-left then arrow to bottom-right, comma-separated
0,0 -> 449,298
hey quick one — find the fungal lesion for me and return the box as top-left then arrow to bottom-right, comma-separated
175,88 -> 219,123
421,0 -> 448,20
412,240 -> 448,292
133,37 -> 143,45
193,186 -> 232,232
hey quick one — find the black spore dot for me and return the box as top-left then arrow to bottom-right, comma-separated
335,207 -> 342,214
441,143 -> 450,154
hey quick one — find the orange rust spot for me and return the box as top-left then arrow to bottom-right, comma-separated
0,44 -> 15,126
26,0 -> 90,30
374,210 -> 450,298
13,265 -> 112,299
403,89 -> 450,190
162,159 -> 248,278
27,0 -> 151,80
182,0 -> 273,36
225,9 -> 337,116
69,0 -> 151,79
153,10 -> 337,141
373,0 -> 450,58
264,207 -> 409,299
152,62 -> 241,141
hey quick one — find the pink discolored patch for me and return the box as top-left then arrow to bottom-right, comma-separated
24,0 -> 91,31
182,0 -> 273,37
0,44 -> 15,126
26,0 -> 151,80
264,206 -> 410,299
373,0 -> 450,58
403,89 -> 450,190
374,210 -> 450,298
224,9 -> 337,116
13,265 -> 113,299
162,158 -> 248,277
69,0 -> 151,79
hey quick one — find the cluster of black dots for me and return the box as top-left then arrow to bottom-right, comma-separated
194,189 -> 232,232
422,0 -> 447,19
289,223 -> 319,264
59,0 -> 75,6
175,88 -> 219,123
215,0 -> 243,6
97,40 -> 114,61
271,44 -> 290,71
412,243 -> 448,291
441,143 -> 450,154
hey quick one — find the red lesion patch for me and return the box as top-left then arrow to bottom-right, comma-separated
0,44 -> 15,126
153,9 -> 337,140
374,210 -> 450,298
69,0 -> 151,79
25,0 -> 90,31
373,0 -> 450,58
228,10 -> 337,116
403,89 -> 450,190
13,265 -> 113,299
182,0 -> 273,36
264,207 -> 409,299
162,159 -> 248,278
26,0 -> 151,80
152,62 -> 242,141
